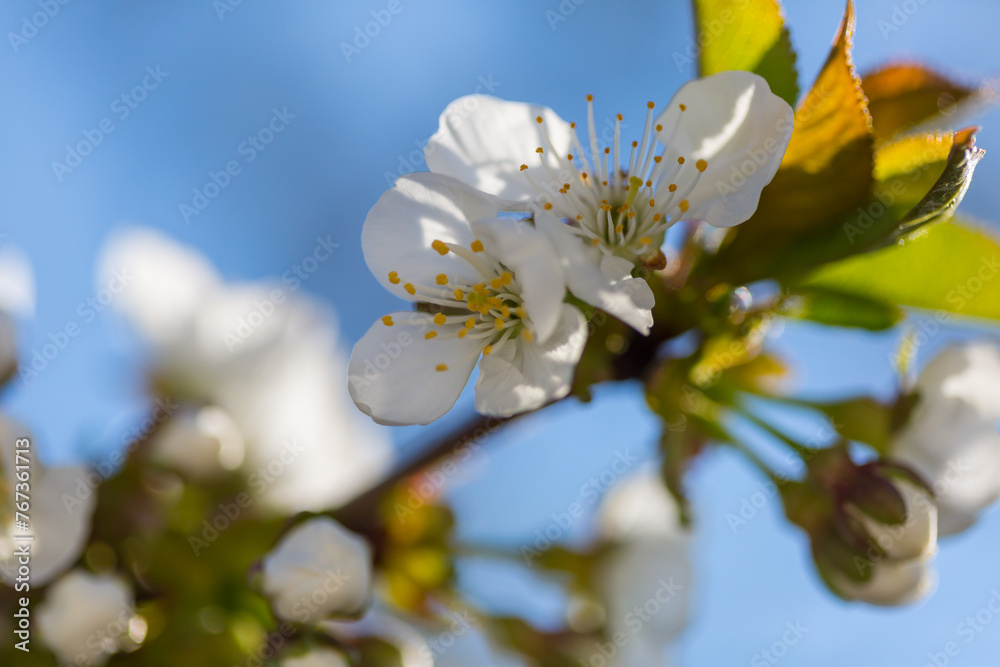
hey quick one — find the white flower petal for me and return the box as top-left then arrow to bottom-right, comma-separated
348,311 -> 484,426
474,304 -> 587,416
0,248 -> 35,317
851,480 -> 936,561
363,173 -> 516,301
538,214 -> 653,334
471,217 -> 565,341
830,555 -> 936,607
283,648 -> 350,667
655,71 -> 794,228
425,95 -> 574,201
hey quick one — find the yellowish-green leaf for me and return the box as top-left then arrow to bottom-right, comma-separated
785,287 -> 902,330
862,63 -> 978,144
802,219 -> 1000,322
693,0 -> 799,106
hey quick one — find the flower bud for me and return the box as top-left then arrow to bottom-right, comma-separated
261,517 -> 373,624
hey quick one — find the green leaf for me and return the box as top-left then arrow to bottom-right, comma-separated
814,397 -> 892,452
693,0 -> 799,106
700,1 -> 875,284
785,287 -> 902,331
862,63 -> 978,144
802,218 -> 1000,322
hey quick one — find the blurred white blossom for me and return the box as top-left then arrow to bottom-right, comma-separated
37,570 -> 134,666
0,418 -> 96,587
891,341 -> 1000,535
595,470 -> 692,666
282,647 -> 350,667
262,517 -> 373,624
99,228 -> 392,512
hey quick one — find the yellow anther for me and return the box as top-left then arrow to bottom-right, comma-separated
570,122 -> 577,129
616,114 -> 623,121
381,315 -> 394,326
490,277 -> 503,290
522,329 -> 534,343
458,329 -> 468,339
567,154 -> 574,161
494,318 -> 504,329
655,124 -> 663,132
501,305 -> 510,318
543,203 -> 553,210
465,317 -> 476,329
653,213 -> 663,222
500,271 -> 513,286
454,288 -> 465,299
640,236 -> 653,245
433,313 -> 447,326
649,198 -> 656,207
432,240 -> 449,255
615,224 -> 624,233
487,296 -> 502,308
677,156 -> 686,165
435,273 -> 448,285
679,199 -> 690,213
604,147 -> 610,155
647,101 -> 655,109
470,240 -> 484,253
388,271 -> 400,284
679,104 -> 687,111
435,363 -> 448,371
536,116 -> 543,124
586,94 -> 594,102
484,344 -> 493,355
696,159 -> 708,172
404,283 -> 416,295
473,282 -> 487,294
592,238 -> 601,246
517,307 -> 526,318
581,172 -> 589,180
425,331 -> 437,340
654,155 -> 662,163
520,164 -> 528,171
668,184 -> 677,192
536,147 -> 544,154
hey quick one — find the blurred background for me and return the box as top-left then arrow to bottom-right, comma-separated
1,0 -> 998,663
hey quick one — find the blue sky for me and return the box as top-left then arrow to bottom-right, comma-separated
1,0 -> 999,663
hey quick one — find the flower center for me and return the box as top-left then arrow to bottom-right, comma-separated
525,97 -> 707,262
384,238 -> 533,369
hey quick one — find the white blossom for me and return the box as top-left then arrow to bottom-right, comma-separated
349,173 -> 587,425
37,570 -> 134,666
891,341 -> 1000,535
262,517 -> 373,624
425,72 -> 794,333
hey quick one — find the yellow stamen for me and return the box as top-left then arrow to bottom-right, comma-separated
470,240 -> 484,253
500,271 -> 513,286
435,363 -> 448,372
435,273 -> 448,285
465,317 -> 476,329
388,271 -> 400,285
483,345 -> 493,355
454,288 -> 465,299
679,200 -> 690,213
433,313 -> 447,326
431,240 -> 449,255
381,315 -> 394,326
696,159 -> 708,172
521,329 -> 533,343
425,331 -> 437,340
404,283 -> 416,295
